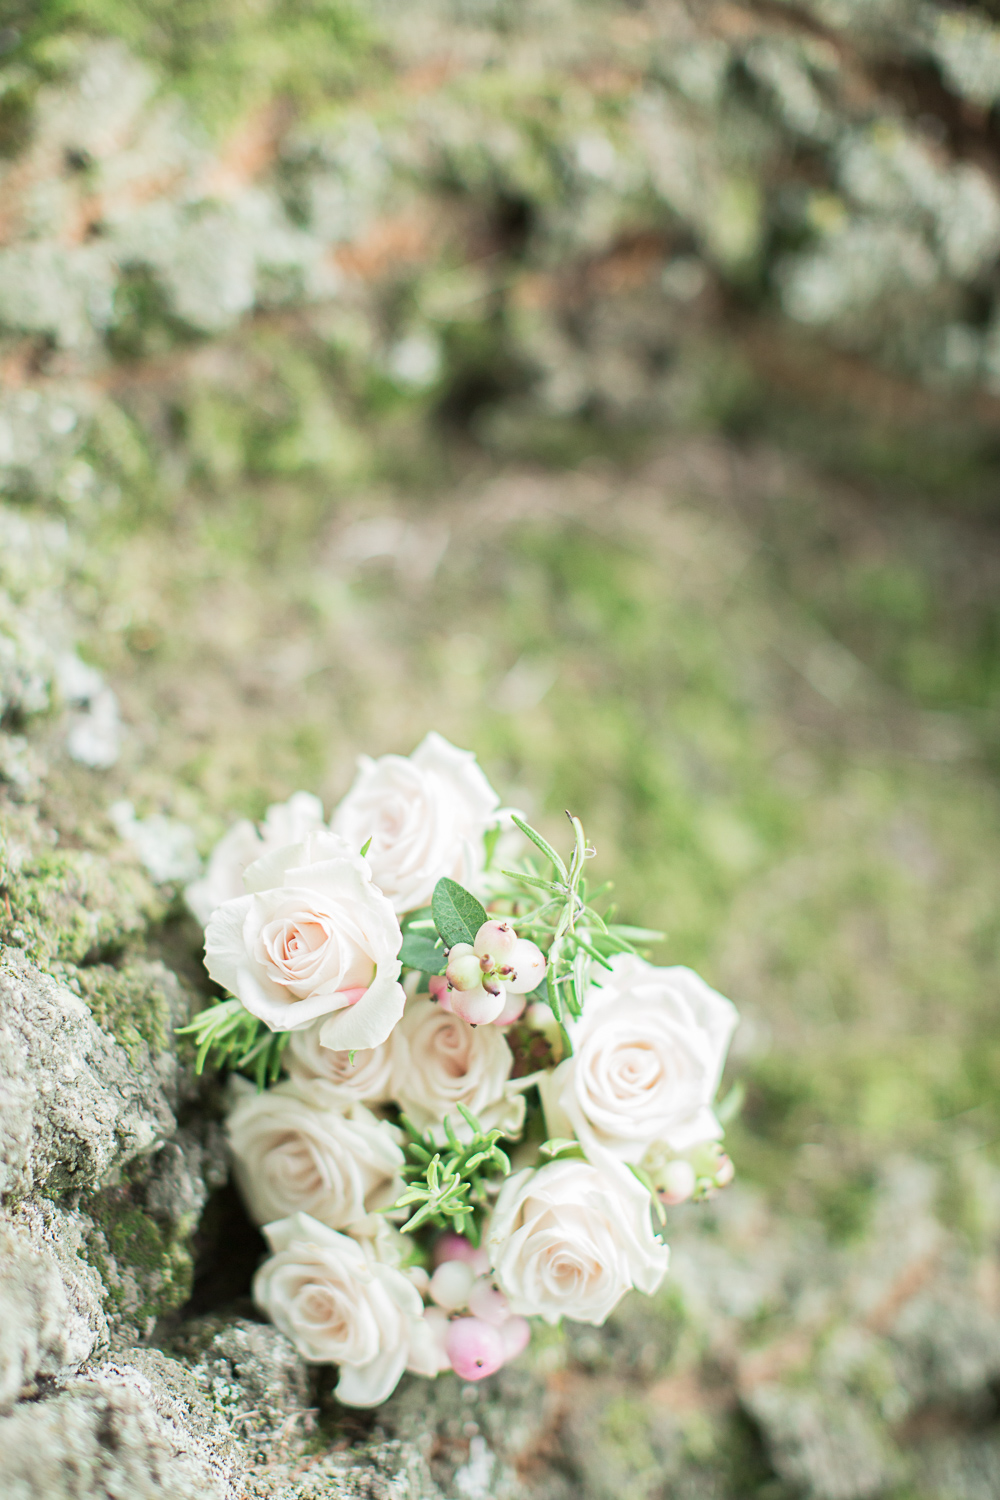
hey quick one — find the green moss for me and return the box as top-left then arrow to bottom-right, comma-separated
85,1184 -> 194,1331
3,845 -> 165,970
75,960 -> 177,1064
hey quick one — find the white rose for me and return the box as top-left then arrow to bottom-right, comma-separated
538,955 -> 738,1163
393,997 -> 525,1144
185,792 -> 325,926
330,732 -> 501,913
486,1158 -> 669,1326
204,831 -> 405,1051
285,1019 -> 399,1104
226,1078 -> 405,1232
254,1212 -> 432,1405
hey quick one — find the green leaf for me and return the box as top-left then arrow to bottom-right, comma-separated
432,877 -> 487,948
399,930 -> 447,974
360,836 -> 373,858
501,869 -> 562,894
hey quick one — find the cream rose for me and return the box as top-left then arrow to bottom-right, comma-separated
204,831 -> 405,1051
254,1212 -> 435,1405
486,1158 -> 669,1326
392,997 -> 525,1144
285,1019 -> 399,1104
226,1079 -> 405,1232
538,955 -> 738,1163
185,791 -> 325,926
330,732 -> 501,914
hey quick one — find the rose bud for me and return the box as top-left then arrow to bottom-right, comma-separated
500,938 -> 547,994
447,982 -> 506,1026
445,1317 -> 506,1381
500,1316 -> 531,1361
446,944 -> 485,992
492,990 -> 527,1027
429,1259 -> 476,1312
473,919 -> 518,966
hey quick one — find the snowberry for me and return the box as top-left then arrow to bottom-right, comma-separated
501,938 -> 547,994
491,990 -> 527,1027
467,1278 -> 510,1327
447,983 -> 506,1026
473,919 -> 518,966
429,1259 -> 476,1312
445,1317 -> 506,1381
445,944 -> 485,992
657,1159 -> 697,1205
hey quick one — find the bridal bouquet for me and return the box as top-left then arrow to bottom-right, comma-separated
182,734 -> 739,1407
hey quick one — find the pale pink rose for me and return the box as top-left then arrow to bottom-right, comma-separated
538,955 -> 738,1163
392,997 -> 525,1144
226,1078 -> 404,1232
204,831 -> 405,1051
331,733 -> 501,913
254,1212 -> 433,1405
284,1019 -> 400,1104
486,1158 -> 669,1326
185,792 -> 325,926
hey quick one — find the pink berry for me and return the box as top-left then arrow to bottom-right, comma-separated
445,1317 -> 506,1381
473,919 -> 518,965
429,974 -> 454,1010
492,990 -> 527,1026
467,1279 -> 509,1327
447,983 -> 506,1025
500,1317 -> 531,1361
658,1159 -> 696,1205
501,938 -> 547,994
434,1234 -> 489,1275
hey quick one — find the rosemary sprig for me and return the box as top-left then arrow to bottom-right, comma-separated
176,998 -> 289,1089
391,1104 -> 511,1243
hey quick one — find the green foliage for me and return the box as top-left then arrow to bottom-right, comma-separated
176,998 -> 289,1088
502,812 -> 662,1042
431,876 -> 488,949
393,1105 -> 511,1242
398,929 -> 447,975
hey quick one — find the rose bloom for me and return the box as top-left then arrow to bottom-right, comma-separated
392,997 -> 525,1144
254,1212 -> 441,1406
330,732 -> 501,914
486,1158 -> 669,1326
204,831 -> 405,1051
227,1079 -> 405,1232
285,1019 -> 399,1105
538,954 -> 738,1164
185,791 -> 325,927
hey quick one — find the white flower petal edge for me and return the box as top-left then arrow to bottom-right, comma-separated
254,1212 -> 432,1407
539,954 -> 738,1162
185,792 -> 325,926
204,831 -> 404,1047
331,732 -> 501,914
486,1157 -> 669,1327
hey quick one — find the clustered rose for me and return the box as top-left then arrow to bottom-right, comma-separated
190,735 -> 739,1408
